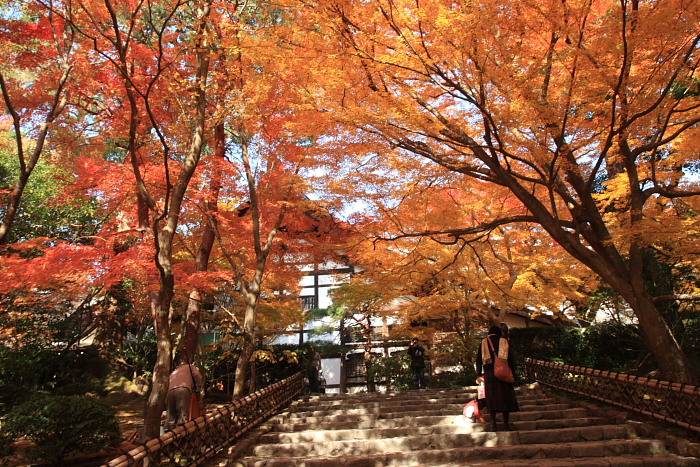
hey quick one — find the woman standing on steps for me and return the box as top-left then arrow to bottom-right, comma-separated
475,324 -> 520,431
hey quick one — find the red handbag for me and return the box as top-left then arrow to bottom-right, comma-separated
488,338 -> 515,383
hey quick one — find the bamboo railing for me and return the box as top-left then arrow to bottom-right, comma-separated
525,358 -> 700,433
102,372 -> 304,467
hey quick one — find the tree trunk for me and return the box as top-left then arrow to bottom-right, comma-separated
364,344 -> 375,392
363,316 -> 375,392
230,132 -> 287,399
180,123 -> 223,365
142,289 -> 174,440
233,301 -> 257,399
500,171 -> 697,383
141,1 -> 212,437
615,278 -> 697,384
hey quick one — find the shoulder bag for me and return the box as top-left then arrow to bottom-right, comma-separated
188,364 -> 201,419
487,338 -> 515,384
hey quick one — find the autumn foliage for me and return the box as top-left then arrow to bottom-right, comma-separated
1,0 -> 700,446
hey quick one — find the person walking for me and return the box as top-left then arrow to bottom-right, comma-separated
476,324 -> 519,431
165,363 -> 205,429
309,345 -> 322,393
408,338 -> 427,390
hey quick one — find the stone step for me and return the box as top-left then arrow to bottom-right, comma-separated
432,455 -> 700,466
231,439 -> 670,467
273,407 -> 591,432
222,386 -> 700,467
293,387 -> 538,406
290,394 -> 556,413
284,403 -> 579,425
259,416 -> 614,444
251,424 -> 632,458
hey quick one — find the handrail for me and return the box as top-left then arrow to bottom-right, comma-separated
525,358 -> 700,433
102,372 -> 304,467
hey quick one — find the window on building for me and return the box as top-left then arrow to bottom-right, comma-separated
343,326 -> 385,344
346,353 -> 366,377
301,296 -> 317,311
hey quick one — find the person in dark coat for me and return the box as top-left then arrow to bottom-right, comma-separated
476,324 -> 519,431
309,345 -> 322,393
408,338 -> 427,389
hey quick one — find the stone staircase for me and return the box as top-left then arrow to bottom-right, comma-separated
214,384 -> 700,466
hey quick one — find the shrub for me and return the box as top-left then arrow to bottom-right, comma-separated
508,323 -> 651,378
431,370 -> 478,389
0,430 -> 12,459
581,322 -> 646,373
0,310 -> 109,415
55,381 -> 105,396
3,394 -> 120,466
680,317 -> 700,375
367,352 -> 414,391
117,329 -> 158,379
508,327 -> 585,381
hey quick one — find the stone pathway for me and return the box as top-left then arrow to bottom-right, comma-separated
211,384 -> 700,466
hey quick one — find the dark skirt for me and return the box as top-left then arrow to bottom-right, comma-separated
483,366 -> 519,413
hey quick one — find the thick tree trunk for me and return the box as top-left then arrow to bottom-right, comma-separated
181,289 -> 204,365
500,172 -> 697,383
143,289 -> 174,440
140,1 -> 212,438
615,279 -> 697,384
233,301 -> 257,399
180,123 -> 223,365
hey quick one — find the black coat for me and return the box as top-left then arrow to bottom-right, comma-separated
408,344 -> 426,369
475,335 -> 519,413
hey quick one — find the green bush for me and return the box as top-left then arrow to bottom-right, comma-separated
0,430 -> 12,459
508,327 -> 584,381
367,352 -> 413,391
0,311 -> 109,415
508,323 -> 651,378
680,317 -> 700,375
118,329 -> 158,379
581,322 -> 647,373
431,370 -> 478,389
3,394 -> 120,466
54,381 -> 105,396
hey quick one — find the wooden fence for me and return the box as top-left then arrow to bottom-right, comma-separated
525,358 -> 700,433
102,372 -> 304,467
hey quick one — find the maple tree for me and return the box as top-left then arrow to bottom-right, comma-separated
212,127 -> 340,398
9,0 -> 219,439
178,123 -> 224,368
294,0 -> 700,383
328,280 -> 390,392
0,1 -> 75,244
197,0 -> 351,398
322,181 -> 593,374
0,0 -> 340,436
